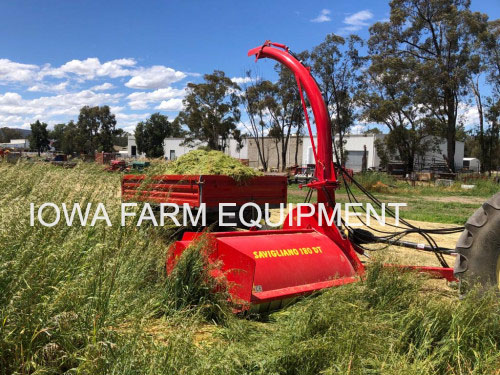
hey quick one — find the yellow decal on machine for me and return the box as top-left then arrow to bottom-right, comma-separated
253,246 -> 323,259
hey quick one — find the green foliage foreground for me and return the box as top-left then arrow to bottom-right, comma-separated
0,161 -> 499,374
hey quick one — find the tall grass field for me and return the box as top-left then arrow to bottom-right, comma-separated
1,161 -> 499,374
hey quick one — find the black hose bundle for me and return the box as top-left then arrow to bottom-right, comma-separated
333,162 -> 465,267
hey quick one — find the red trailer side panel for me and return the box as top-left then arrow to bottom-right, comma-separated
121,174 -> 287,208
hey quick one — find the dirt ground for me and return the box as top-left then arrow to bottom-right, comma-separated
332,193 -> 485,205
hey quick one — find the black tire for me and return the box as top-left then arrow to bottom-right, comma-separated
454,192 -> 500,291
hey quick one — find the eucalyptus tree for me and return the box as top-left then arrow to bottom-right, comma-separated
135,113 -> 183,158
369,0 -> 484,171
178,70 -> 241,151
311,34 -> 364,165
357,52 -> 436,172
240,72 -> 275,171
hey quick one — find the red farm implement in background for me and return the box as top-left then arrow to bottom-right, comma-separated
124,41 -> 500,313
106,160 -> 129,172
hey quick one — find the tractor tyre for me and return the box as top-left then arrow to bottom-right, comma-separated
454,192 -> 500,291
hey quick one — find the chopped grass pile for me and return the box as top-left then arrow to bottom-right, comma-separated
163,150 -> 262,182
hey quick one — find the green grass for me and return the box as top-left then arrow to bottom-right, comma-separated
289,172 -> 499,198
1,161 -> 499,374
287,173 -> 498,224
346,172 -> 499,198
288,185 -> 477,224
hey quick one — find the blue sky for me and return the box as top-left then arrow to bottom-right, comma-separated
0,0 -> 499,133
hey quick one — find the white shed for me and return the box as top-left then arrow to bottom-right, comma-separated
302,134 -> 384,172
127,135 -> 142,158
128,136 -> 248,160
0,139 -> 30,150
301,134 -> 464,172
463,157 -> 481,172
163,138 -> 201,160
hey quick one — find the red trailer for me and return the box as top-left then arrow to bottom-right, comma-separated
122,174 -> 287,212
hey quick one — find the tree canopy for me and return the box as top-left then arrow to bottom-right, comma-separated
76,105 -> 120,154
367,0 -> 487,171
29,120 -> 50,156
135,113 -> 183,158
177,70 -> 241,151
311,34 -> 364,165
4,0 -> 499,173
0,128 -> 23,143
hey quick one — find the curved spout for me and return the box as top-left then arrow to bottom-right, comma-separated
248,42 -> 335,183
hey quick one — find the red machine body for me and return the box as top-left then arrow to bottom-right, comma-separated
169,229 -> 358,312
166,42 -> 455,311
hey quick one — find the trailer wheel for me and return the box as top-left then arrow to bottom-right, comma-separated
454,192 -> 500,291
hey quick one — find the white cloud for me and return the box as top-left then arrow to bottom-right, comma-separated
0,92 -> 23,106
156,98 -> 184,111
125,66 -> 187,89
344,10 -> 373,26
91,82 -> 115,91
110,105 -> 125,113
0,90 -> 122,119
1,57 -> 190,91
42,57 -> 136,80
122,124 -> 140,134
115,112 -> 152,132
115,112 -> 148,121
127,87 -> 185,110
0,56 -> 193,130
0,114 -> 24,125
338,10 -> 374,34
350,124 -> 366,134
311,9 -> 331,23
231,76 -> 252,85
0,59 -> 39,83
28,81 -> 69,93
458,102 -> 480,127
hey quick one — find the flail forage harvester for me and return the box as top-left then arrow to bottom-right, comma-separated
122,42 -> 500,313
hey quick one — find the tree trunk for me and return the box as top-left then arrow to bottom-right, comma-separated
471,80 -> 486,173
338,132 -> 345,166
445,90 -> 456,172
281,148 -> 287,172
407,153 -> 414,173
255,138 -> 267,171
281,133 -> 290,172
275,141 -> 280,171
260,133 -> 267,171
478,108 -> 486,174
294,132 -> 300,167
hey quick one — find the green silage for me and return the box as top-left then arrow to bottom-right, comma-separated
164,150 -> 261,182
